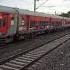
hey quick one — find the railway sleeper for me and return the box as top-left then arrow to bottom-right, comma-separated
0,34 -> 70,70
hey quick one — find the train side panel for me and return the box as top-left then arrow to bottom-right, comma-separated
50,17 -> 62,30
0,12 -> 14,38
29,16 -> 50,31
62,18 -> 70,28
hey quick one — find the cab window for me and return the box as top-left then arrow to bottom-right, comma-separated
0,14 -> 8,27
0,18 -> 5,27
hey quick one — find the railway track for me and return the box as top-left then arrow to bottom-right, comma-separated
0,33 -> 70,70
0,30 -> 69,64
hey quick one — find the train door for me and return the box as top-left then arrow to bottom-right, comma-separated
18,15 -> 27,33
0,12 -> 18,42
7,13 -> 17,36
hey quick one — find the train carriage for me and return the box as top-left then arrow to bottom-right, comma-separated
0,6 -> 70,43
0,6 -> 18,43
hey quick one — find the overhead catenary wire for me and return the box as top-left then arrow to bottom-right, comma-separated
36,0 -> 49,10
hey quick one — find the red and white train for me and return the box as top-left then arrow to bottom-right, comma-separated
0,6 -> 70,43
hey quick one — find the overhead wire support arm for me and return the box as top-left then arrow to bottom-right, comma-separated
36,0 -> 48,10
34,0 -> 48,12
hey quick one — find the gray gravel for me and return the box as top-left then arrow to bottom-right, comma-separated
0,29 -> 70,66
0,30 -> 68,63
27,39 -> 70,70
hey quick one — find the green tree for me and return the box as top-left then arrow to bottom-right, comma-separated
59,11 -> 70,18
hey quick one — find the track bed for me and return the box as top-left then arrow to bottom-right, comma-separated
0,30 -> 70,69
0,33 -> 70,70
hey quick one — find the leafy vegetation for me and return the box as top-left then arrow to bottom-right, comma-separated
59,11 -> 70,18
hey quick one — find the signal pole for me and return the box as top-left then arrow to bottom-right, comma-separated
55,11 -> 56,15
34,0 -> 36,12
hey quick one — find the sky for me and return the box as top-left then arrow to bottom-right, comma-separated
0,0 -> 70,14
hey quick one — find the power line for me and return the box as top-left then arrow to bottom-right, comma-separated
36,0 -> 49,10
41,5 -> 56,8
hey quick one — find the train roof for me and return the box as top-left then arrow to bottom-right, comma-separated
18,9 -> 62,18
0,5 -> 16,13
0,5 -> 70,20
18,9 -> 64,19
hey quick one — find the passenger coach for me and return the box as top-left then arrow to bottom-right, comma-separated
0,6 -> 70,43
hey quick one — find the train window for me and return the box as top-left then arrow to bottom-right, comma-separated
3,18 -> 6,26
0,13 -> 10,27
39,21 -> 42,26
42,21 -> 46,26
45,21 -> 48,25
0,19 -> 3,26
0,18 -> 5,27
39,21 -> 48,26
39,21 -> 43,26
30,21 -> 35,27
41,22 -> 43,25
21,16 -> 25,25
21,20 -> 25,25
11,16 -> 14,25
35,21 -> 38,26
